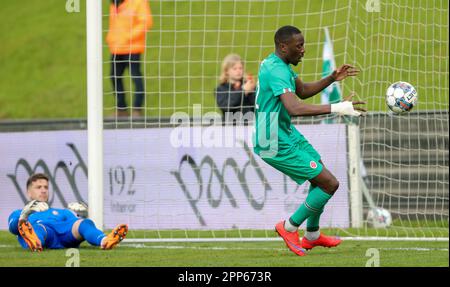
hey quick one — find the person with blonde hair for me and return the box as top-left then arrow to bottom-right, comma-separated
215,53 -> 256,123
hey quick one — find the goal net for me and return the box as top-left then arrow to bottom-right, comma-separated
97,0 -> 448,241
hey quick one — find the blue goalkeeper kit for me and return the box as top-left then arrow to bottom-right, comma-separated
8,208 -> 104,249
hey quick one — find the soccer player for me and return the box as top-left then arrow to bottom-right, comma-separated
253,26 -> 366,256
8,173 -> 128,252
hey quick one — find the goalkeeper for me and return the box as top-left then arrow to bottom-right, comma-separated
7,173 -> 128,252
253,26 -> 366,256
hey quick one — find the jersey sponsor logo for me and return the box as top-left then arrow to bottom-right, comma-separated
310,161 -> 318,169
283,88 -> 292,93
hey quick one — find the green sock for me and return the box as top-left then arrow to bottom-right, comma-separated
306,185 -> 323,232
289,185 -> 332,227
306,208 -> 323,232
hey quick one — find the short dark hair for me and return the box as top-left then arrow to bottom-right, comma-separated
26,173 -> 49,190
274,25 -> 302,47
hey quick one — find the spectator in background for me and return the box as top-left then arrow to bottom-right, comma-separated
215,53 -> 256,124
107,0 -> 153,118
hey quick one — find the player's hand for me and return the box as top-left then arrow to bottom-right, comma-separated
19,200 -> 49,224
345,91 -> 367,115
332,64 -> 360,81
67,201 -> 88,218
331,92 -> 367,116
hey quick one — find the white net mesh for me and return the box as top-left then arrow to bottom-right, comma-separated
101,0 -> 448,240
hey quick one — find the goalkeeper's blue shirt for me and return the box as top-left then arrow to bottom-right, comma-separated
8,208 -> 81,249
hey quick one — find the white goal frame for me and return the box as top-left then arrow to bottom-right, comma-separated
85,0 -> 448,240
86,0 -> 103,230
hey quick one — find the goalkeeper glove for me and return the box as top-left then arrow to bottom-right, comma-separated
331,101 -> 361,116
19,200 -> 49,223
67,202 -> 88,218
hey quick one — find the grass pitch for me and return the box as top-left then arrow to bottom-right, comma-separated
0,231 -> 447,267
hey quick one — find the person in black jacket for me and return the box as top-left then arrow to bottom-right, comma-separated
215,54 -> 256,124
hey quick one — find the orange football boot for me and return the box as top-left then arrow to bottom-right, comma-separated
275,221 -> 306,256
18,221 -> 43,252
301,233 -> 342,250
101,224 -> 128,250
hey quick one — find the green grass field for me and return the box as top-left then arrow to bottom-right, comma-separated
0,0 -> 448,119
0,0 -> 447,269
0,229 -> 448,267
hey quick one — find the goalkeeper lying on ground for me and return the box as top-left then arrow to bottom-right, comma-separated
8,173 -> 128,252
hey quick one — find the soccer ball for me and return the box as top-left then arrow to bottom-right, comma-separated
367,207 -> 392,228
385,81 -> 418,114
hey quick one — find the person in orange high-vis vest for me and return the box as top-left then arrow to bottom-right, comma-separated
107,0 -> 153,118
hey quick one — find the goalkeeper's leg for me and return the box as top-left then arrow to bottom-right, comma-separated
18,222 -> 47,252
72,219 -> 128,250
72,219 -> 105,247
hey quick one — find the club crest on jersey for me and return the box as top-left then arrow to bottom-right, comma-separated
52,210 -> 59,216
310,161 -> 318,169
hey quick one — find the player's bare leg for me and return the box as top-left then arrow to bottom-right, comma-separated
309,165 -> 339,195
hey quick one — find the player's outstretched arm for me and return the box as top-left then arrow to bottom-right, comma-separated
295,64 -> 360,99
280,91 -> 366,117
281,92 -> 330,116
295,75 -> 334,100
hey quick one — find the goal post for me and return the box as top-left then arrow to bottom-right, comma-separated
347,123 -> 364,228
86,0 -> 103,230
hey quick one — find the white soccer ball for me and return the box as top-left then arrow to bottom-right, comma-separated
385,81 -> 418,114
367,207 -> 392,228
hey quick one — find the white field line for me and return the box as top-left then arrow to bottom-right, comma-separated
124,243 -> 287,251
0,243 -> 447,252
379,247 -> 448,252
123,236 -> 449,243
121,243 -> 448,252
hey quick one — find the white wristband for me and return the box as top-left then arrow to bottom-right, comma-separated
331,101 -> 361,116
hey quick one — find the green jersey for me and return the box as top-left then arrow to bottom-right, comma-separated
253,53 -> 302,158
